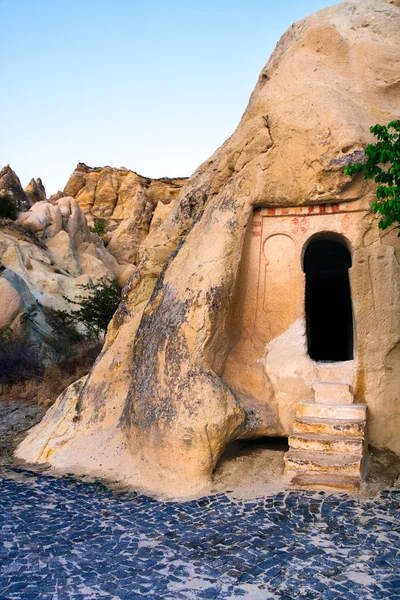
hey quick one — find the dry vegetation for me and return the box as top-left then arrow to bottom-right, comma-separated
0,304 -> 102,408
0,279 -> 119,408
0,217 -> 47,249
0,341 -> 101,407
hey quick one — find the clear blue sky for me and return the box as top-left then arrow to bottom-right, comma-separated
1,0 -> 340,195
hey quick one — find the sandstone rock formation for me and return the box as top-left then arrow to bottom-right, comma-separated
17,0 -> 400,497
24,178 -> 46,205
0,268 -> 55,361
0,276 -> 24,333
0,165 -> 32,212
0,195 -> 127,352
63,163 -> 187,264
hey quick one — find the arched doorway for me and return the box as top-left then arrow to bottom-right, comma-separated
303,234 -> 353,362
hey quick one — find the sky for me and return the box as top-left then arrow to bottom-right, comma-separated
1,0 -> 340,195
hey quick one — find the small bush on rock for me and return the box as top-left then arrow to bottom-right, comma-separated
43,307 -> 85,350
0,192 -> 18,220
90,219 -> 106,237
72,278 -> 121,338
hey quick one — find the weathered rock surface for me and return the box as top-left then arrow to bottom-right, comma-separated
48,190 -> 64,203
0,277 -> 23,333
0,401 -> 47,459
17,0 -> 400,497
0,165 -> 31,212
24,178 -> 46,205
63,163 -> 187,264
0,196 -> 125,352
0,269 -> 55,360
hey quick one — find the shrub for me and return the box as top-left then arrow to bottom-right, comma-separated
72,278 -> 121,338
43,307 -> 85,351
0,340 -> 102,407
0,330 -> 43,385
0,192 -> 18,220
90,219 -> 106,237
0,309 -> 103,406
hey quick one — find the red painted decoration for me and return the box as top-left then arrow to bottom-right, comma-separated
291,216 -> 309,234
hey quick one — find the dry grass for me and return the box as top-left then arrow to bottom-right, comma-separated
0,341 -> 102,407
0,217 -> 47,249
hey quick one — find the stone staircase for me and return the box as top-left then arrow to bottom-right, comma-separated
284,382 -> 367,492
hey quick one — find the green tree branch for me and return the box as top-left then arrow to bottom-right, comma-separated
344,120 -> 400,235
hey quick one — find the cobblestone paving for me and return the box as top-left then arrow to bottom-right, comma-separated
0,466 -> 399,600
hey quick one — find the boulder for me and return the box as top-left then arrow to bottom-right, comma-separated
17,201 -> 63,238
16,0 -> 400,497
0,277 -> 23,332
47,231 -> 82,277
1,195 -> 121,316
1,270 -> 53,339
60,197 -> 93,247
0,269 -> 55,364
48,190 -> 64,204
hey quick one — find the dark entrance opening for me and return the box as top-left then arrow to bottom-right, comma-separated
304,235 -> 353,362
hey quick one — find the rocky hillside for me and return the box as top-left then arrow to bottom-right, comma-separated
62,163 -> 187,264
0,162 -> 188,353
0,197 -> 126,359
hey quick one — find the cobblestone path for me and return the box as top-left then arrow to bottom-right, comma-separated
0,466 -> 399,599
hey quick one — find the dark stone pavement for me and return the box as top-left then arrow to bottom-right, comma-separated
0,465 -> 399,599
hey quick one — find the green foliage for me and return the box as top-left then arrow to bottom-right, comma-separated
43,307 -> 85,349
90,219 -> 106,237
344,120 -> 400,235
72,278 -> 121,338
0,192 -> 18,220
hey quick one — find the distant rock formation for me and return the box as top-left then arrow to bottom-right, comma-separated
24,178 -> 46,205
63,164 -> 187,264
0,161 -> 184,356
0,165 -> 32,211
0,194 -> 133,356
17,0 -> 400,498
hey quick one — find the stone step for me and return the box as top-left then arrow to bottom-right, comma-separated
296,402 -> 367,421
293,417 -> 366,438
313,382 -> 353,404
289,433 -> 364,455
284,450 -> 363,476
290,472 -> 360,493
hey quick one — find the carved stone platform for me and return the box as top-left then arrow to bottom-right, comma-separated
284,383 -> 367,492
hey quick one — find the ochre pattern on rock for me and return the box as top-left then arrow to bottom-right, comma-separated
16,0 -> 400,497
